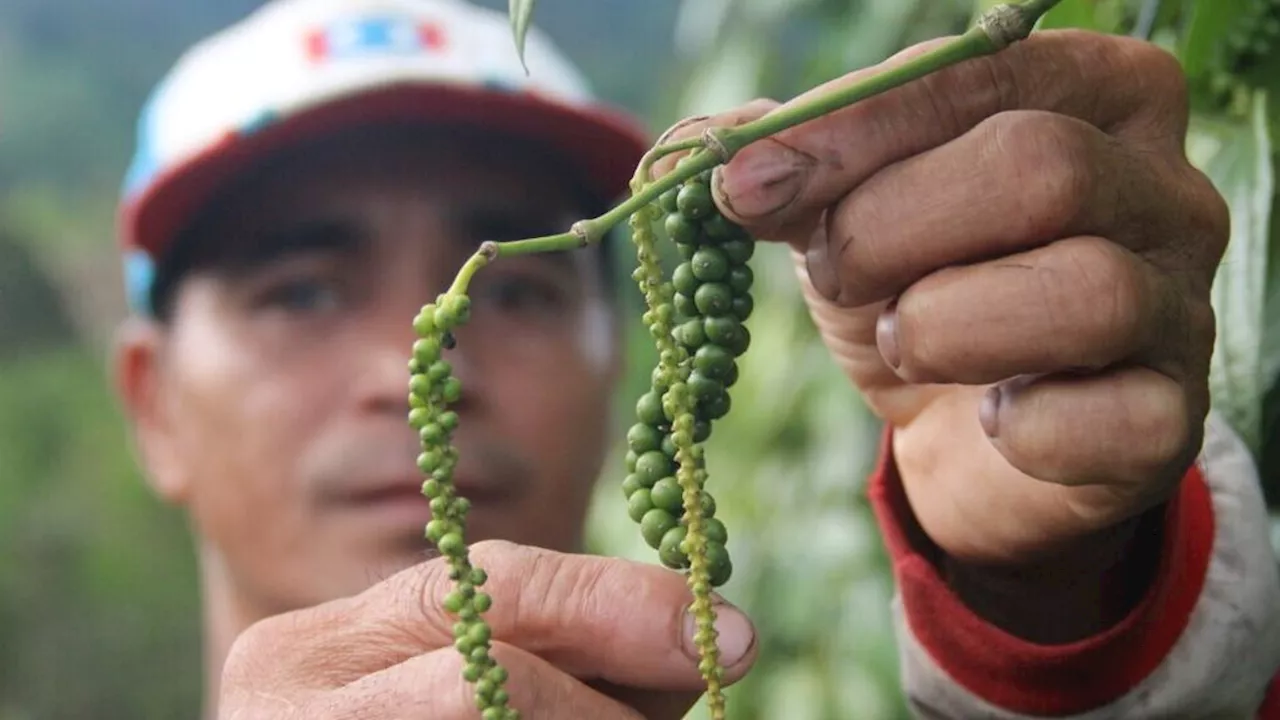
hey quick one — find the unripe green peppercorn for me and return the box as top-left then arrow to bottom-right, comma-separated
660,187 -> 680,213
649,477 -> 683,512
688,372 -> 723,402
694,282 -> 733,316
721,238 -> 754,265
635,451 -> 674,486
636,391 -> 666,426
702,212 -> 736,241
627,423 -> 663,453
627,489 -> 655,522
676,181 -> 714,220
621,473 -> 644,496
704,517 -> 728,545
666,212 -> 700,244
700,391 -> 731,420
660,433 -> 678,458
413,337 -> 441,365
442,377 -> 463,403
691,247 -> 729,282
673,262 -> 699,295
428,360 -> 453,382
409,374 -> 433,398
640,508 -> 678,548
705,541 -> 733,586
674,292 -> 696,317
659,525 -> 690,569
438,532 -> 464,556
703,316 -> 743,348
694,344 -> 735,381
675,318 -> 706,348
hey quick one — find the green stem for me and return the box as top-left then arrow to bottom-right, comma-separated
715,0 -> 1066,155
444,0 -> 1065,298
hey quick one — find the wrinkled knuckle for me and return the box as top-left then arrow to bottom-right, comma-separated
1125,38 -> 1188,103
1080,241 -> 1146,344
835,189 -> 893,289
399,556 -> 456,642
1035,239 -> 1142,369
221,615 -> 290,695
1186,168 -> 1232,263
1134,383 -> 1193,476
892,289 -> 943,378
990,112 -> 1094,237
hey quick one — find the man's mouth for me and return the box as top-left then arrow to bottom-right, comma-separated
338,473 -> 516,510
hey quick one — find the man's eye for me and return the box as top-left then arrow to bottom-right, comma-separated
475,275 -> 566,313
258,278 -> 343,313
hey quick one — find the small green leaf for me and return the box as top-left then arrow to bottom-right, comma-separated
1036,0 -> 1127,33
508,0 -> 536,74
1178,0 -> 1252,82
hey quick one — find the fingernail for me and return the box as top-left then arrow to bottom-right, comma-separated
876,300 -> 900,369
979,384 -> 1002,437
682,601 -> 756,667
805,225 -> 841,302
715,138 -> 809,218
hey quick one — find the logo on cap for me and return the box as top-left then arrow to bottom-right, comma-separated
304,14 -> 448,63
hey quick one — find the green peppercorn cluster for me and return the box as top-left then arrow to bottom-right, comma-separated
622,165 -> 754,588
410,292 -> 517,720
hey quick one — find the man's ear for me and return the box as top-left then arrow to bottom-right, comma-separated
111,316 -> 191,506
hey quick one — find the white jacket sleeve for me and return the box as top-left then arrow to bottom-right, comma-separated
867,411 -> 1280,719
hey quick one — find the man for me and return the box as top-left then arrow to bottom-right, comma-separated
111,0 -> 1280,717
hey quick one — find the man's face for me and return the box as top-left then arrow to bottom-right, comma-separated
115,126 -> 622,613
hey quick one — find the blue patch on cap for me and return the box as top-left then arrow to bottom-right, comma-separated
122,78 -> 171,199
481,76 -> 522,93
241,108 -> 280,136
123,249 -> 157,316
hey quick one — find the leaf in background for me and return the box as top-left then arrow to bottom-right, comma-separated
1186,91 -> 1274,454
1178,0 -> 1251,82
1036,0 -> 1127,32
508,0 -> 536,73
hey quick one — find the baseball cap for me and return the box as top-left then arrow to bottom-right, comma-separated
118,0 -> 651,316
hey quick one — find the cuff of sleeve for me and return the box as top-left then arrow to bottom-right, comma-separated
867,426 -> 1216,716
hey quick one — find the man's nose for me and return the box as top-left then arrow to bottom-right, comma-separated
352,298 -> 478,417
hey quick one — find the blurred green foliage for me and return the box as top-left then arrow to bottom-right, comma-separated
2,0 -> 1279,718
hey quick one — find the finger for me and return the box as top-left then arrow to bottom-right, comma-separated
649,98 -> 781,180
981,366 -> 1202,503
817,110 -> 1212,308
587,678 -> 703,720
878,236 -> 1199,386
238,540 -> 757,691
322,640 -> 657,720
711,30 -> 1189,241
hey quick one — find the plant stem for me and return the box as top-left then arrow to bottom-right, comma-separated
444,0 -> 1066,299
714,0 -> 1066,154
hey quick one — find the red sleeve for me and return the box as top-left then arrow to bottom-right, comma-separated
1262,674 -> 1280,720
866,426 -> 1217,717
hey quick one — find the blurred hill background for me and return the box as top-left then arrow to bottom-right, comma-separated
0,1 -> 935,717
4,1 -> 1277,719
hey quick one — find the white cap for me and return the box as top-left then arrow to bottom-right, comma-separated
118,0 -> 650,314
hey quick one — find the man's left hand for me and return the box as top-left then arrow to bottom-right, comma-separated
654,29 -> 1229,641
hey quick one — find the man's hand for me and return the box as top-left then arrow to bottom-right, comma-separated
217,541 -> 758,719
655,30 -> 1228,640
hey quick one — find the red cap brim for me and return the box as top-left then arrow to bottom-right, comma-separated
119,82 -> 653,259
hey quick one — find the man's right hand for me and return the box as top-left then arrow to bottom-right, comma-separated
217,540 -> 759,719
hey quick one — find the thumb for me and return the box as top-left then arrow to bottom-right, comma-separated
230,540 -> 759,693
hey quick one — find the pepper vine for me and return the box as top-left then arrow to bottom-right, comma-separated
409,1 -> 1067,717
